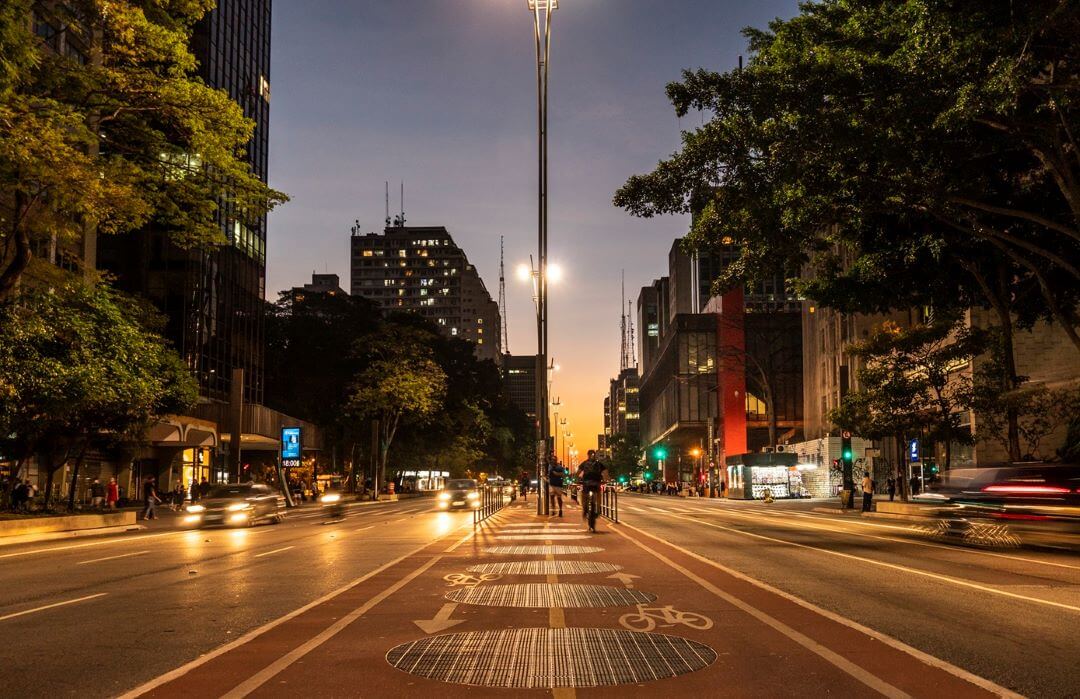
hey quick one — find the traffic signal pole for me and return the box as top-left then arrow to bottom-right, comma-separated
841,431 -> 854,508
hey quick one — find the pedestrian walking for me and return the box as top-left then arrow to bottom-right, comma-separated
90,479 -> 106,509
199,478 -> 211,500
106,477 -> 119,510
547,455 -> 566,517
861,470 -> 874,512
886,476 -> 896,502
142,477 -> 161,520
518,471 -> 530,503
173,484 -> 186,511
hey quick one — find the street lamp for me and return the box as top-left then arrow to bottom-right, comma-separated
522,0 -> 558,514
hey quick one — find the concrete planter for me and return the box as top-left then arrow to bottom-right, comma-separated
0,511 -> 137,538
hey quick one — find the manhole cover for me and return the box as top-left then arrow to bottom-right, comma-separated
446,583 -> 655,607
386,627 -> 716,688
495,534 -> 588,541
483,545 -> 602,556
468,561 -> 621,576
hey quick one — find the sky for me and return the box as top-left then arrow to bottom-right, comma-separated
266,0 -> 801,455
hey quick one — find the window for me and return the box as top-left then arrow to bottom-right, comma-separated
451,328 -> 458,336
33,15 -> 60,51
477,318 -> 483,324
363,250 -> 373,257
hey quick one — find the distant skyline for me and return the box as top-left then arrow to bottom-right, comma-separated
266,0 -> 801,452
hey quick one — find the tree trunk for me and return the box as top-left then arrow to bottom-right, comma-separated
66,444 -> 88,512
0,192 -> 33,303
897,434 -> 909,502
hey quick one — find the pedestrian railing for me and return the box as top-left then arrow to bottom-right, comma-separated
601,485 -> 619,523
473,484 -> 507,526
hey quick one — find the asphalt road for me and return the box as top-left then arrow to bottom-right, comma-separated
0,499 -> 471,698
3,494 -> 1077,698
617,493 -> 1080,699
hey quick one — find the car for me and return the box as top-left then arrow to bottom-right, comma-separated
437,479 -> 480,510
921,464 -> 1080,513
184,482 -> 286,527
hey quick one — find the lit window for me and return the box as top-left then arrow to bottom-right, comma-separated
477,319 -> 484,324
478,328 -> 483,335
451,328 -> 458,336
398,250 -> 406,258
478,339 -> 483,345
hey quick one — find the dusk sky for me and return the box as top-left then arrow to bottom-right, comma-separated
266,0 -> 801,453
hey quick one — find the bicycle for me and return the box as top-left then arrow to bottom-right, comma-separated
582,486 -> 600,532
619,604 -> 713,633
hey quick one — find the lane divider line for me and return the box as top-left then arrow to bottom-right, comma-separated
662,511 -> 1080,613
253,546 -> 294,559
618,519 -> 1022,699
220,552 -> 448,699
76,550 -> 149,565
0,593 -> 108,623
118,523 -> 473,699
669,503 -> 1080,572
610,525 -> 911,699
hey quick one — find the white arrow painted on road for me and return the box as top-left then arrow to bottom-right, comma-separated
607,572 -> 641,588
413,602 -> 462,634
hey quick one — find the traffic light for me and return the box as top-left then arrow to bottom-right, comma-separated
652,445 -> 667,460
644,471 -> 652,480
618,475 -> 628,484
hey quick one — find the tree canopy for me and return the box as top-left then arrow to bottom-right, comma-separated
0,280 -> 197,507
0,0 -> 287,300
615,0 -> 1079,350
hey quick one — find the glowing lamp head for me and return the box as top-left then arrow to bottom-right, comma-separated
516,264 -> 532,282
546,264 -> 563,283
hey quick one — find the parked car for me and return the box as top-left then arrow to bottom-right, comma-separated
184,483 -> 286,527
437,479 -> 480,510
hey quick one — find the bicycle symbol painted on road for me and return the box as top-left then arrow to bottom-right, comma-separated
618,604 -> 713,633
443,572 -> 501,588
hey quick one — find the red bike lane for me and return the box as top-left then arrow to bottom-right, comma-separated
129,500 -> 1015,698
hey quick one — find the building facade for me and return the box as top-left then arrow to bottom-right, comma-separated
501,354 -> 539,422
350,226 -> 502,362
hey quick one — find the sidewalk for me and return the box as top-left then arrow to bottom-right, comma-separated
129,500 -> 1011,698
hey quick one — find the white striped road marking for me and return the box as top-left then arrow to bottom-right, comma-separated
76,550 -> 149,565
678,504 -> 1080,571
617,520 -> 1022,699
662,511 -> 1080,613
118,522 -> 474,699
254,546 -> 294,558
0,593 -> 108,623
354,525 -> 374,532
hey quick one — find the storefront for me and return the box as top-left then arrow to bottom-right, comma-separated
725,452 -> 805,500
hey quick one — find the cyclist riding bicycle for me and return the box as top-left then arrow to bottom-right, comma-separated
576,449 -> 608,533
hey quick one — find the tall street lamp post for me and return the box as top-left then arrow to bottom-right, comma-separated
522,0 -> 558,514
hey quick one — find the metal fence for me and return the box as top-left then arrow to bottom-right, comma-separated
473,485 -> 508,525
601,486 -> 619,523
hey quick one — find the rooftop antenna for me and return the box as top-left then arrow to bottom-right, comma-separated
499,236 -> 509,354
384,182 -> 390,227
399,180 -> 406,227
619,270 -> 629,372
628,298 -> 637,369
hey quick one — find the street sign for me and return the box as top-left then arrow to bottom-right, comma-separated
841,430 -> 852,439
908,438 -> 920,463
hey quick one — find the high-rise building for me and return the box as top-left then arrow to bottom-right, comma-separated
99,0 -> 273,404
350,225 -> 502,361
501,354 -> 538,422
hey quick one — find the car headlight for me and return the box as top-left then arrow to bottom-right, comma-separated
467,491 -> 480,500
321,493 -> 341,503
438,492 -> 451,501
227,502 -> 253,512
186,504 -> 205,513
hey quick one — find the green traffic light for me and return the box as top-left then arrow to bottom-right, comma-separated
842,449 -> 853,460
644,471 -> 652,480
653,446 -> 667,460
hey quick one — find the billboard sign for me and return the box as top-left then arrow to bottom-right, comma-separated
282,427 -> 302,460
908,438 -> 920,463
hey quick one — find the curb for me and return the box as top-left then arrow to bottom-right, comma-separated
0,523 -> 146,548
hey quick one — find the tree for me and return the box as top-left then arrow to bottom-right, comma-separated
0,280 -> 197,509
606,433 -> 642,482
830,319 -> 988,498
0,0 -> 287,300
615,0 -> 1080,461
348,325 -> 447,496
